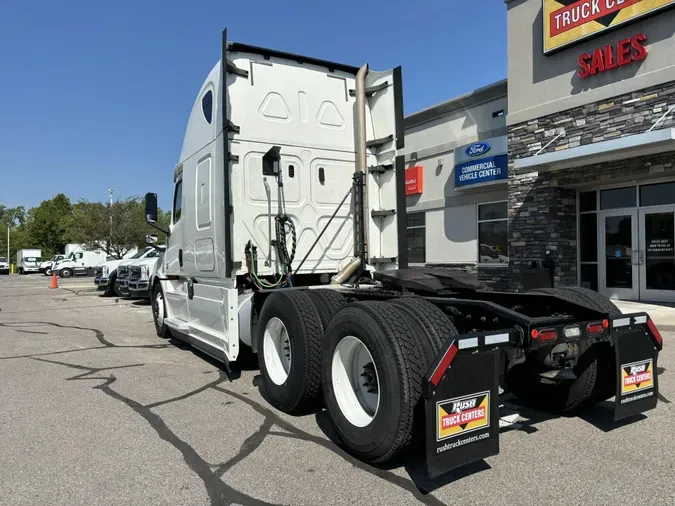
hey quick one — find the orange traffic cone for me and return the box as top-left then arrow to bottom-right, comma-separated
49,272 -> 59,289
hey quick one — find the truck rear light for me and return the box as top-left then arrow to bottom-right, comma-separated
647,319 -> 663,347
603,319 -> 609,329
563,326 -> 581,339
587,322 -> 604,335
531,329 -> 539,339
538,329 -> 558,342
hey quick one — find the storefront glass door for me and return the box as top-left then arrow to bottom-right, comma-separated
599,209 -> 639,300
639,206 -> 675,303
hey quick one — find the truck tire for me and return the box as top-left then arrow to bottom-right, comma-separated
388,297 -> 457,356
508,286 -> 616,413
549,286 -> 621,403
59,268 -> 73,278
257,291 -> 324,414
305,289 -> 347,329
104,272 -> 117,297
44,267 -> 53,276
321,301 -> 430,464
151,283 -> 171,339
114,280 -> 125,298
537,286 -> 622,317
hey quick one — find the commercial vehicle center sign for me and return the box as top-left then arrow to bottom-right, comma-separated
543,0 -> 675,54
454,136 -> 508,189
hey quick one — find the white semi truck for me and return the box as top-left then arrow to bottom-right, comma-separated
16,249 -> 42,274
143,28 -> 663,478
51,248 -> 108,278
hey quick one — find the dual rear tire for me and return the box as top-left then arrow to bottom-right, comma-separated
256,290 -> 456,463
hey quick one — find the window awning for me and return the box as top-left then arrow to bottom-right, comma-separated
514,128 -> 675,172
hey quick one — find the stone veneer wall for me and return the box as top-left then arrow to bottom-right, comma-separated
503,80 -> 675,291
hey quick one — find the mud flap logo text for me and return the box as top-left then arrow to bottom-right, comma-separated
436,391 -> 489,442
621,359 -> 654,396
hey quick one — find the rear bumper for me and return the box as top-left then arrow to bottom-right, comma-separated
421,312 -> 662,479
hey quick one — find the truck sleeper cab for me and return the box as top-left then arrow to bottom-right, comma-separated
144,28 -> 662,480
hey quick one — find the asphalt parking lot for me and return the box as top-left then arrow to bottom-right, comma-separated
1,274 -> 675,505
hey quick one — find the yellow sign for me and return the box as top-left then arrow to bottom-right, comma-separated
543,0 -> 675,54
620,359 -> 654,395
436,391 -> 490,441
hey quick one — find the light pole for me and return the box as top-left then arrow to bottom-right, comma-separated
108,188 -> 114,255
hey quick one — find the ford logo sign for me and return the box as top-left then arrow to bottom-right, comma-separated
466,142 -> 491,157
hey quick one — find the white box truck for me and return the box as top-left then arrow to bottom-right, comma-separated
16,249 -> 42,274
141,28 -> 663,479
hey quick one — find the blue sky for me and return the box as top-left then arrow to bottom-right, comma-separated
0,0 -> 507,212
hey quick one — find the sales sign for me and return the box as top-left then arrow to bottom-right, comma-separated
454,136 -> 508,189
543,0 -> 675,54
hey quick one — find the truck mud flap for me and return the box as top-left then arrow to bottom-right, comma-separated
611,312 -> 663,421
423,328 -> 521,479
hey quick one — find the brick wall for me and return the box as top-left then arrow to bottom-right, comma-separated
501,80 -> 675,291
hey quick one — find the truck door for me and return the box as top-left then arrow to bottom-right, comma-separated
163,172 -> 190,321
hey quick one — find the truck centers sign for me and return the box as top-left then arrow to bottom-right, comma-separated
543,0 -> 675,54
454,136 -> 508,189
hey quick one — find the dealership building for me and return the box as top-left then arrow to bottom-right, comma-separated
404,0 -> 675,302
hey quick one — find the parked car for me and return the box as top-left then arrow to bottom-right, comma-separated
0,257 -> 10,275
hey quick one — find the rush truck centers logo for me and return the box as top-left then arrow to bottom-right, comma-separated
578,33 -> 647,78
543,0 -> 675,54
436,391 -> 490,441
621,359 -> 654,395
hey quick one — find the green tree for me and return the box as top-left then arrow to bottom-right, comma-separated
68,196 -> 170,258
21,194 -> 72,258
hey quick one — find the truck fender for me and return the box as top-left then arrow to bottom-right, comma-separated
237,293 -> 255,351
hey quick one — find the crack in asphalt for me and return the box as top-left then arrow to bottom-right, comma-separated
213,386 -> 447,506
0,320 -> 113,346
28,356 -> 285,506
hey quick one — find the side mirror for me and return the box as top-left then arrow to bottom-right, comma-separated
144,192 -> 170,236
145,234 -> 158,245
145,192 -> 158,223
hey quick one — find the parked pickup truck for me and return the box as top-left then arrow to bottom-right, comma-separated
126,246 -> 165,299
94,246 -> 161,297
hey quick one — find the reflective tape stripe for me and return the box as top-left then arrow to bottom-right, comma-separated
613,318 -> 631,328
485,333 -> 510,345
458,337 -> 479,349
634,315 -> 648,324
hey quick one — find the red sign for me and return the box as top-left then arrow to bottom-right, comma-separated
550,0 -> 644,37
405,166 -> 423,195
578,33 -> 648,79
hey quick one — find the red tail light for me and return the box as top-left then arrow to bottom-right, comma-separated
531,329 -> 539,339
602,319 -> 609,328
647,319 -> 663,347
587,322 -> 604,335
538,329 -> 558,342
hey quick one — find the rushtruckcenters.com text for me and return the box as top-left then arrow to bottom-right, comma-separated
436,432 -> 490,454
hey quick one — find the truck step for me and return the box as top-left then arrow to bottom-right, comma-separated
366,134 -> 393,149
371,209 -> 396,218
164,317 -> 190,332
368,164 -> 393,174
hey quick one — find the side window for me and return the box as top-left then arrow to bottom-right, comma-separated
76,253 -> 84,259
202,90 -> 213,124
173,180 -> 183,223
